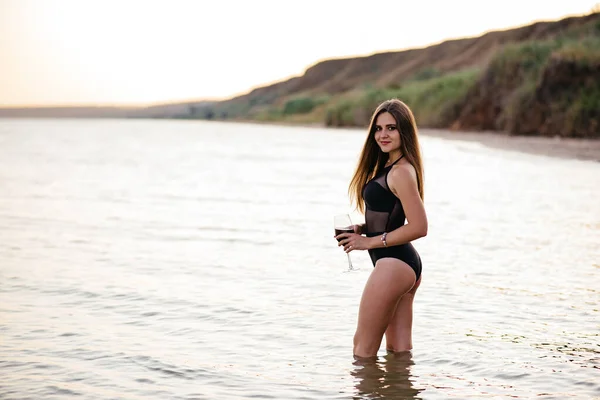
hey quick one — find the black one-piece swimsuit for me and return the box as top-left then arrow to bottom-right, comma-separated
363,156 -> 422,280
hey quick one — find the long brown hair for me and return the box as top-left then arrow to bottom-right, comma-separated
349,99 -> 424,213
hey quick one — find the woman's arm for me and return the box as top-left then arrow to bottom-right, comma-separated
367,163 -> 427,249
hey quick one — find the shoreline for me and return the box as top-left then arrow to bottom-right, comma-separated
234,119 -> 600,162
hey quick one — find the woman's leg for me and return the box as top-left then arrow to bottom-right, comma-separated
353,258 -> 416,358
385,276 -> 421,352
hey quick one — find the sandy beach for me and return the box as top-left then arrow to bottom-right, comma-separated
420,128 -> 600,162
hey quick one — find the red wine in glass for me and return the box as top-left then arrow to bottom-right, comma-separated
335,227 -> 354,240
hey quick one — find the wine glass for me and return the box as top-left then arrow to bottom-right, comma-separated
334,214 -> 355,271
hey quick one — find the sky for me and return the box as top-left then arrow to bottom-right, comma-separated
1,0 -> 598,107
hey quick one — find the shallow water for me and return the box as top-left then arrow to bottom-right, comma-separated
0,119 -> 598,399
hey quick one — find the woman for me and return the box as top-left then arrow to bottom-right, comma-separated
335,99 -> 427,359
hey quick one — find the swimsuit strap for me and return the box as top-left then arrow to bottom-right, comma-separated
386,154 -> 404,168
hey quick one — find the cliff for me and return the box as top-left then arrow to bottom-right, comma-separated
199,12 -> 600,138
451,21 -> 600,138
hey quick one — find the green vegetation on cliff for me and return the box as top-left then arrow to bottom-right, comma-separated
454,18 -> 600,137
324,68 -> 480,128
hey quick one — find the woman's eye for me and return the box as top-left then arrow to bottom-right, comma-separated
388,126 -> 396,131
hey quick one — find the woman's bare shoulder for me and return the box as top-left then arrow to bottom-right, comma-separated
389,160 -> 417,183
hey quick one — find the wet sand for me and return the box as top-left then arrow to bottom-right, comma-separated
420,128 -> 600,162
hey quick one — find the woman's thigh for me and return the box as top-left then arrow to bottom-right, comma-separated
355,258 -> 417,348
385,275 -> 421,350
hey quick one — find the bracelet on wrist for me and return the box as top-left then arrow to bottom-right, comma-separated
381,232 -> 388,247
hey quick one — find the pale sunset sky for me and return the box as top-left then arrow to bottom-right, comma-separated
1,0 -> 598,107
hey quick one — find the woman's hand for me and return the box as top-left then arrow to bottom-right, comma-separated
352,224 -> 364,234
334,232 -> 371,253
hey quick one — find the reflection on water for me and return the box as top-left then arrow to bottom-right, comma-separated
352,352 -> 423,400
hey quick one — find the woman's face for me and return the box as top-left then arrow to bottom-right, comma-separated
374,112 -> 401,153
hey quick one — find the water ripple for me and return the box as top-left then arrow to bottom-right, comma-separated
1,120 -> 599,399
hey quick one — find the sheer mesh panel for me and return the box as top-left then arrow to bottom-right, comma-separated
365,209 -> 389,234
364,168 -> 406,235
387,200 -> 406,232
